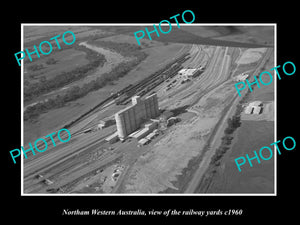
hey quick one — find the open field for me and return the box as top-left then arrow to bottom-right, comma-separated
24,26 -> 113,46
150,26 -> 272,48
24,49 -> 89,81
23,25 -> 274,194
181,26 -> 274,46
202,120 -> 274,193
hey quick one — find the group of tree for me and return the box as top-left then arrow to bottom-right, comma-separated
24,45 -> 148,121
24,45 -> 107,102
209,85 -> 253,167
210,112 -> 242,166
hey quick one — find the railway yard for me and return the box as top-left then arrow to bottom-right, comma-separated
23,28 -> 274,194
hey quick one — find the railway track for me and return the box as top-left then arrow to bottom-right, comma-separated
62,50 -> 191,132
24,136 -> 106,181
24,138 -> 109,192
184,47 -> 273,193
114,53 -> 191,105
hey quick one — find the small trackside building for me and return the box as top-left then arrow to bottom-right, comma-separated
244,101 -> 263,115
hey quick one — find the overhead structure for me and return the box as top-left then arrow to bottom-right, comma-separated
115,94 -> 160,140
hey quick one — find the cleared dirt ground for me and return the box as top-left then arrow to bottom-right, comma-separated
181,26 -> 274,46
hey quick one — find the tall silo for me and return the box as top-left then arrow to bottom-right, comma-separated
147,93 -> 159,118
123,110 -> 132,136
115,113 -> 126,139
144,97 -> 152,119
153,94 -> 159,116
128,107 -> 137,133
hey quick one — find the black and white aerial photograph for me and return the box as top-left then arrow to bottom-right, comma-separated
3,3 -> 299,224
22,25 -> 275,194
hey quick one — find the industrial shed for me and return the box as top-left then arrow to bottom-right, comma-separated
138,138 -> 150,146
249,101 -> 262,107
244,101 -> 263,115
105,132 -> 119,144
252,106 -> 262,114
244,106 -> 254,114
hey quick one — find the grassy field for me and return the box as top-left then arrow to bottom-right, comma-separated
147,26 -> 272,48
204,120 -> 274,193
213,26 -> 274,46
247,49 -> 275,102
24,26 -> 112,46
180,26 -> 274,46
24,48 -> 89,82
200,51 -> 275,193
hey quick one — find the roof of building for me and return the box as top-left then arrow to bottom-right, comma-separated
115,104 -> 135,116
145,121 -> 158,129
131,127 -> 150,139
153,129 -> 159,134
252,106 -> 262,114
138,138 -> 150,145
116,94 -> 158,116
146,132 -> 156,140
244,106 -> 254,114
99,118 -> 114,126
179,68 -> 197,76
105,132 -> 119,141
146,93 -> 157,99
249,101 -> 262,107
129,129 -> 142,137
235,73 -> 249,81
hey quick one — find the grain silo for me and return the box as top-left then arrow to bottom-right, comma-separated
115,94 -> 160,140
244,106 -> 254,114
115,112 -> 126,139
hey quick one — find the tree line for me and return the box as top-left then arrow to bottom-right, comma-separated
24,44 -> 107,102
87,40 -> 144,58
24,44 -> 147,121
210,89 -> 251,167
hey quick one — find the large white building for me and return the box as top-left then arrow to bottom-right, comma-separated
234,73 -> 249,82
178,68 -> 198,77
115,94 -> 159,140
244,101 -> 263,115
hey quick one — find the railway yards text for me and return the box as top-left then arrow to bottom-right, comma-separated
235,61 -> 296,96
9,128 -> 71,164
